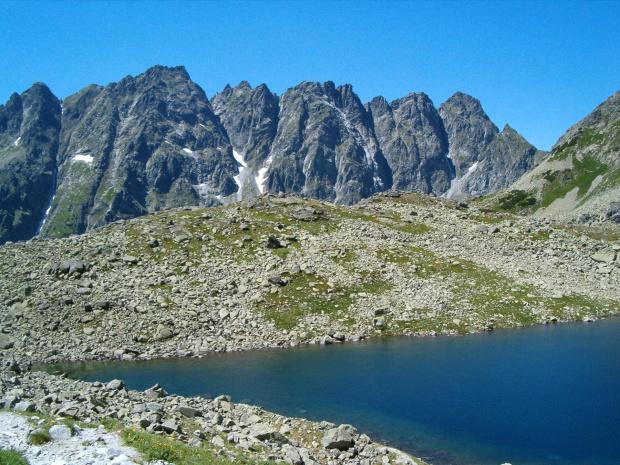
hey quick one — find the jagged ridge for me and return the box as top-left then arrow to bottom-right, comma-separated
0,65 -> 548,243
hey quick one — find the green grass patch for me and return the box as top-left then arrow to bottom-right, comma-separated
377,248 -> 413,264
260,272 -> 392,330
540,156 -> 607,207
121,427 -> 274,465
0,448 -> 29,465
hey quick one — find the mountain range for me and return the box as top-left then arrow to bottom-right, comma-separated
0,64 -> 615,244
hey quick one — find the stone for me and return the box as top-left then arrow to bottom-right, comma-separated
106,379 -> 125,390
0,334 -> 15,349
179,406 -> 199,418
282,444 -> 304,465
14,401 -> 35,412
248,423 -> 290,444
591,249 -> 616,263
322,424 -> 357,450
155,327 -> 174,340
266,236 -> 283,249
373,317 -> 387,328
161,419 -> 181,433
268,276 -> 287,286
1,396 -> 20,409
49,424 -> 72,440
144,384 -> 168,399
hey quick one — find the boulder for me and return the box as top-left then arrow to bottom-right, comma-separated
49,424 -> 72,440
51,259 -> 90,276
322,424 -> 357,450
14,401 -> 35,412
0,334 -> 15,349
178,406 -> 199,418
606,202 -> 620,223
266,236 -> 283,249
155,327 -> 174,341
248,423 -> 290,444
106,379 -> 125,390
160,419 -> 181,433
591,249 -> 616,263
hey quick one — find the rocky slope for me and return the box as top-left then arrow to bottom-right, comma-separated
0,369 -> 424,465
492,89 -> 620,222
0,192 -> 617,367
0,65 -> 545,244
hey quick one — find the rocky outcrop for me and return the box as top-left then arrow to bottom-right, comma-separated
211,81 -> 280,200
439,92 -> 545,198
0,83 -> 61,243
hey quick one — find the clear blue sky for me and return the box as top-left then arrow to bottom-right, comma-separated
1,0 -> 618,151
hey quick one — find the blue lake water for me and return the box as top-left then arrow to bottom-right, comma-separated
57,318 -> 620,465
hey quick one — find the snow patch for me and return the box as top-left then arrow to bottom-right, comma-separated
233,150 -> 247,168
444,160 -> 480,199
193,183 -> 210,197
232,149 -> 247,189
12,136 -> 21,146
73,154 -> 94,164
182,147 -> 197,159
256,154 -> 273,194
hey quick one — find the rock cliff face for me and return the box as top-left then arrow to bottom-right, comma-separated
262,81 -> 391,204
40,65 -> 236,238
0,83 -> 61,242
439,92 -> 545,198
367,93 -> 451,194
211,81 -> 280,200
0,65 -> 548,243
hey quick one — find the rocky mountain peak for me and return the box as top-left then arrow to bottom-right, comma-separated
0,83 -> 61,243
439,91 -> 544,199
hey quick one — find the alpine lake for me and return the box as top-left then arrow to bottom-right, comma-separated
47,317 -> 620,465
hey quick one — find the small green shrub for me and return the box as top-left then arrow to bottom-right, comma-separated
26,429 -> 50,445
496,190 -> 536,210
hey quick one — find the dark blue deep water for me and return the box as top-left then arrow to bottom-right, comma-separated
58,318 -> 620,465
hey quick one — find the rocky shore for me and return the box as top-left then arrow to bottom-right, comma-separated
0,365 -> 423,465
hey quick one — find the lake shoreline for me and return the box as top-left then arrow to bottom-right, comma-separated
18,310 -> 618,370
